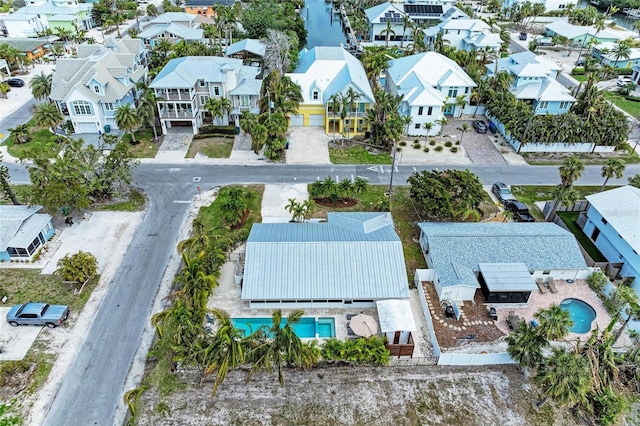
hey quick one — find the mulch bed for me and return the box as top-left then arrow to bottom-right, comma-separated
312,198 -> 358,208
422,282 -> 505,349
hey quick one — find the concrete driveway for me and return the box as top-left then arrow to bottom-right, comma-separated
286,127 -> 331,164
0,307 -> 42,361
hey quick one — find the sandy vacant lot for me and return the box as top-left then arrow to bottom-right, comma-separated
136,364 -> 582,426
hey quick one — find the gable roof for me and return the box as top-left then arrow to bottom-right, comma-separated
50,42 -> 146,103
419,222 -> 587,288
149,56 -> 258,89
138,22 -> 203,40
17,0 -> 91,16
141,12 -> 196,27
365,2 -> 403,22
185,0 -> 234,5
0,37 -> 59,52
225,38 -> 266,57
0,205 -> 50,252
464,32 -> 503,49
287,47 -> 375,104
242,212 -> 409,301
514,77 -> 575,102
586,185 -> 640,253
440,18 -> 490,31
546,20 -> 629,41
387,52 -> 476,93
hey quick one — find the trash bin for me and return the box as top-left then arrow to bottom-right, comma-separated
235,126 -> 240,135
104,124 -> 111,134
285,140 -> 290,149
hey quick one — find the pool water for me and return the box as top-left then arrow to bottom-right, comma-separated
559,298 -> 597,334
231,317 -> 335,338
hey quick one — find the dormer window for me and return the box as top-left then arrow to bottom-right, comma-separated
199,79 -> 205,87
93,85 -> 100,93
312,90 -> 319,100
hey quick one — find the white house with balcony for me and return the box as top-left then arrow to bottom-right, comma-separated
49,38 -> 148,134
364,1 -> 464,46
149,56 -> 261,134
423,18 -> 503,52
486,51 -> 575,115
8,0 -> 93,37
384,52 -> 476,136
138,12 -> 203,48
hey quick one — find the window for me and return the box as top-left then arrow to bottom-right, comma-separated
93,85 -> 100,93
240,96 -> 251,107
104,103 -> 115,111
312,91 -> 319,100
427,106 -> 433,115
418,106 -> 423,115
591,227 -> 600,242
214,86 -> 220,96
415,123 -> 421,129
199,95 -> 209,105
72,101 -> 92,115
601,217 -> 608,225
199,79 -> 205,87
465,87 -> 469,94
538,101 -> 548,109
559,101 -> 570,109
447,88 -> 458,97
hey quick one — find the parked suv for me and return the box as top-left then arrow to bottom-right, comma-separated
491,182 -> 516,204
6,302 -> 69,328
472,120 -> 488,133
504,200 -> 535,222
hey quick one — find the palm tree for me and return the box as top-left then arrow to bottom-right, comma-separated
260,71 -> 303,119
559,156 -> 584,187
345,87 -> 362,141
115,104 -> 140,144
249,309 -> 318,385
29,72 -> 53,101
381,20 -> 396,48
205,97 -> 232,125
549,184 -> 579,220
197,308 -> 246,396
328,93 -> 342,142
436,117 -> 448,143
610,39 -> 632,66
33,102 -> 63,133
137,82 -> 161,141
457,123 -> 470,144
400,14 -> 412,48
534,304 -> 573,341
533,348 -> 592,409
353,177 -> 368,195
423,122 -> 433,146
8,124 -> 32,144
600,158 -> 625,191
455,94 -> 468,116
506,321 -> 548,372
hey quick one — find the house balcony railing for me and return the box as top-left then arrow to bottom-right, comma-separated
159,109 -> 197,119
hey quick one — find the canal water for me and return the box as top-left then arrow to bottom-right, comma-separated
302,0 -> 348,49
577,0 -> 638,31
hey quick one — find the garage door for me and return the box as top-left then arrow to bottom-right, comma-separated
74,122 -> 97,134
169,120 -> 192,127
290,114 -> 304,126
308,114 -> 324,126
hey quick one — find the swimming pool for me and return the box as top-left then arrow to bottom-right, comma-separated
559,298 -> 597,334
231,317 -> 336,338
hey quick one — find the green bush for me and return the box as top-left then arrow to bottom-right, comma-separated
435,145 -> 443,152
571,67 -> 585,75
587,270 -> 608,293
413,143 -> 421,149
198,125 -> 235,135
592,388 -> 629,426
320,337 -> 390,365
414,139 -> 420,144
423,147 -> 429,153
444,141 -> 453,147
624,95 -> 640,102
455,140 -> 460,145
398,141 -> 407,146
450,147 -> 458,153
429,140 -> 436,146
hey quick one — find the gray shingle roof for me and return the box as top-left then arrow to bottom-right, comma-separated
0,205 -> 50,252
242,212 -> 409,301
419,222 -> 588,288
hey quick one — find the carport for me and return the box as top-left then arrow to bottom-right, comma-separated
478,263 -> 537,304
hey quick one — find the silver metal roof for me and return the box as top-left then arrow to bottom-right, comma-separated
376,299 -> 417,332
242,213 -> 409,301
478,263 -> 537,292
0,205 -> 50,251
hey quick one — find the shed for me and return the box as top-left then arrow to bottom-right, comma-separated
376,299 -> 416,358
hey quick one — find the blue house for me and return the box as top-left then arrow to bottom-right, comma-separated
583,186 -> 640,291
240,212 -> 409,309
486,51 -> 575,115
0,205 -> 55,261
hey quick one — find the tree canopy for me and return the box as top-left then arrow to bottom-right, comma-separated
408,169 -> 484,221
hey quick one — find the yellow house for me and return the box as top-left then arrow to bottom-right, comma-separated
286,46 -> 375,137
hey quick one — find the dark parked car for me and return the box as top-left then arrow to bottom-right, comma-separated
472,120 -> 487,133
6,302 -> 69,328
492,182 -> 516,204
504,200 -> 535,222
519,32 -> 527,40
6,78 -> 25,87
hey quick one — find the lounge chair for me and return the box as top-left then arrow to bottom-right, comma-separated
548,277 -> 558,294
536,278 -> 547,294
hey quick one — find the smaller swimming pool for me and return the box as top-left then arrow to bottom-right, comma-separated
559,298 -> 596,334
231,317 -> 336,339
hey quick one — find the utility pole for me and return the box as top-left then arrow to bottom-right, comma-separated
388,142 -> 397,200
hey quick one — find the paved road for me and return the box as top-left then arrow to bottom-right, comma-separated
0,97 -> 38,145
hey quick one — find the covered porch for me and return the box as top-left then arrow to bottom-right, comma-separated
478,263 -> 537,304
377,299 -> 417,358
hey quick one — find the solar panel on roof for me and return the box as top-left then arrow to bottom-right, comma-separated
404,4 -> 443,14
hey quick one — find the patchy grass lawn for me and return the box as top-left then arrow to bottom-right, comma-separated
197,185 -> 264,235
186,136 -> 234,158
606,92 -> 640,119
0,269 -> 98,312
4,127 -> 62,159
522,147 -> 640,165
0,185 -> 30,205
511,185 -> 619,204
329,145 -> 392,164
96,188 -> 146,212
556,211 -> 607,262
120,128 -> 160,158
